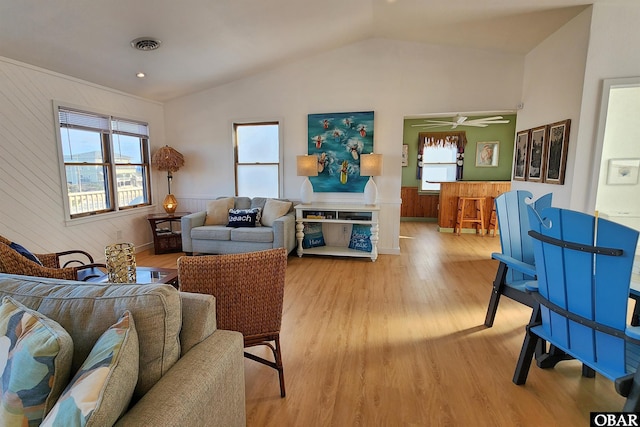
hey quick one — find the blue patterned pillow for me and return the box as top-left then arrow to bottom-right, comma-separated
227,208 -> 262,227
0,296 -> 74,426
348,224 -> 372,252
302,222 -> 325,248
41,311 -> 139,427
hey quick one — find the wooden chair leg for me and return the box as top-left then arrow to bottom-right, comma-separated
244,335 -> 286,398
484,262 -> 508,327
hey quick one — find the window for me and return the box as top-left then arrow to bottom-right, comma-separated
234,122 -> 281,198
418,132 -> 466,192
57,107 -> 151,219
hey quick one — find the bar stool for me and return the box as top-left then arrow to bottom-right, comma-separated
455,197 -> 486,236
488,202 -> 499,237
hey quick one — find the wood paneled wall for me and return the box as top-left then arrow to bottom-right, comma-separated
400,187 -> 438,218
438,181 -> 511,229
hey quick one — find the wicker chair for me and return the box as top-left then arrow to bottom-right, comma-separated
178,248 -> 288,397
0,235 -> 106,281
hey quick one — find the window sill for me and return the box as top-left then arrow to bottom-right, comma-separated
64,205 -> 157,227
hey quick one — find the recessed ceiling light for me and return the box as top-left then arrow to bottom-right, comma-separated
136,72 -> 146,78
130,37 -> 162,51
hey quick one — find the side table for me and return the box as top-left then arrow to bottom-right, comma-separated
147,212 -> 190,254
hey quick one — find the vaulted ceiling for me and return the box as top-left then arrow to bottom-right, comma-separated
0,0 -> 599,102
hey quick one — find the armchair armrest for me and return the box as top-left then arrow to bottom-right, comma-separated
491,253 -> 536,278
181,212 -> 207,253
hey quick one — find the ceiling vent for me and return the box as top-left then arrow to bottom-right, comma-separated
130,37 -> 162,51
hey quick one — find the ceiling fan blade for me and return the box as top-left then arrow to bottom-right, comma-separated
460,123 -> 488,127
410,123 -> 454,128
455,116 -> 468,124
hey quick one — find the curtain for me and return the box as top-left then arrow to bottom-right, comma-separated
416,131 -> 467,180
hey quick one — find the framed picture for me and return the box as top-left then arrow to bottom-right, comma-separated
527,126 -> 546,182
607,158 -> 640,185
513,130 -> 530,181
475,141 -> 499,167
307,111 -> 374,193
543,119 -> 571,185
402,144 -> 409,167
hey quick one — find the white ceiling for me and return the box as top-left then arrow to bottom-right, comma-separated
0,0 -> 603,102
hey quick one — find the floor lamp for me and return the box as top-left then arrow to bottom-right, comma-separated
152,145 -> 185,214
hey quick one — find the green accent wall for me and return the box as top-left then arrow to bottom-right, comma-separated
402,115 -> 517,187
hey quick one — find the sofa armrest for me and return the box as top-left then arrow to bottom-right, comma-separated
179,292 -> 217,354
115,329 -> 245,427
272,211 -> 296,253
181,212 -> 207,253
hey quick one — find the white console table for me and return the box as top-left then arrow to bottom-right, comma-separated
295,203 -> 379,261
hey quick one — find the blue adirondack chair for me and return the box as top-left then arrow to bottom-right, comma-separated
513,207 -> 640,411
484,190 -> 552,327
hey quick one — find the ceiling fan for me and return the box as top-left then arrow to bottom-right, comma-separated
411,115 -> 510,129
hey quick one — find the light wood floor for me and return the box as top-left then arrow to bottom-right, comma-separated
138,222 -> 624,426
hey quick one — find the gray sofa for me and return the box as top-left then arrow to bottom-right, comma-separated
0,273 -> 246,427
181,196 -> 296,255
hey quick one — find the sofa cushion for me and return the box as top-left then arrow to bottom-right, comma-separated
204,197 -> 235,225
227,208 -> 262,228
250,197 -> 268,211
0,296 -> 73,426
230,227 -> 274,243
261,199 -> 292,226
0,275 -> 181,403
42,310 -> 138,427
192,225 -> 232,241
233,197 -> 251,210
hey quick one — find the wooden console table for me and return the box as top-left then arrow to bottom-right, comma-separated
147,212 -> 190,254
295,203 -> 380,261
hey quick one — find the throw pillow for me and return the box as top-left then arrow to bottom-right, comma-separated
204,197 -> 235,225
261,199 -> 292,226
348,224 -> 373,252
42,311 -> 139,427
302,223 -> 325,248
0,296 -> 74,427
9,241 -> 42,265
227,208 -> 262,228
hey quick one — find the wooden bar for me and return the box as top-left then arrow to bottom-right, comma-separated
438,181 -> 511,231
400,187 -> 439,218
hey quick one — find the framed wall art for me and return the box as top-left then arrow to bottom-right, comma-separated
475,141 -> 499,167
402,144 -> 409,167
543,119 -> 571,185
513,130 -> 530,181
526,126 -> 546,182
308,111 -> 374,193
607,158 -> 640,185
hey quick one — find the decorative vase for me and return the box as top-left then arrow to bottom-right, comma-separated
105,243 -> 137,283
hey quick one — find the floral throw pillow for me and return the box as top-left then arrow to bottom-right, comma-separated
42,311 -> 139,427
0,296 -> 73,427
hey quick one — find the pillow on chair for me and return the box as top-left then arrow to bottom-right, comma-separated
261,199 -> 292,226
9,241 -> 42,265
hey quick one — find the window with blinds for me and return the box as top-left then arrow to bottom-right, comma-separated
57,106 -> 151,219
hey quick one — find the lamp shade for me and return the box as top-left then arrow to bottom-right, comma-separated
297,155 -> 318,177
152,145 -> 184,172
360,153 -> 383,176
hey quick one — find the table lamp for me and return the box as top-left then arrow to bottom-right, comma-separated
152,145 -> 185,214
297,155 -> 318,204
360,153 -> 383,206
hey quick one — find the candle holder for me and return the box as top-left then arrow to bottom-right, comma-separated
105,243 -> 137,283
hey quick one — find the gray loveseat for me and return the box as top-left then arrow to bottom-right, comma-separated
181,196 -> 296,255
0,273 -> 246,427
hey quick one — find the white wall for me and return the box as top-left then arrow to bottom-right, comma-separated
0,58 -> 166,260
511,8 -> 591,208
575,0 -> 640,213
165,38 -> 525,253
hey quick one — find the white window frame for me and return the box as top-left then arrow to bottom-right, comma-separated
233,120 -> 283,197
55,103 -> 152,221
